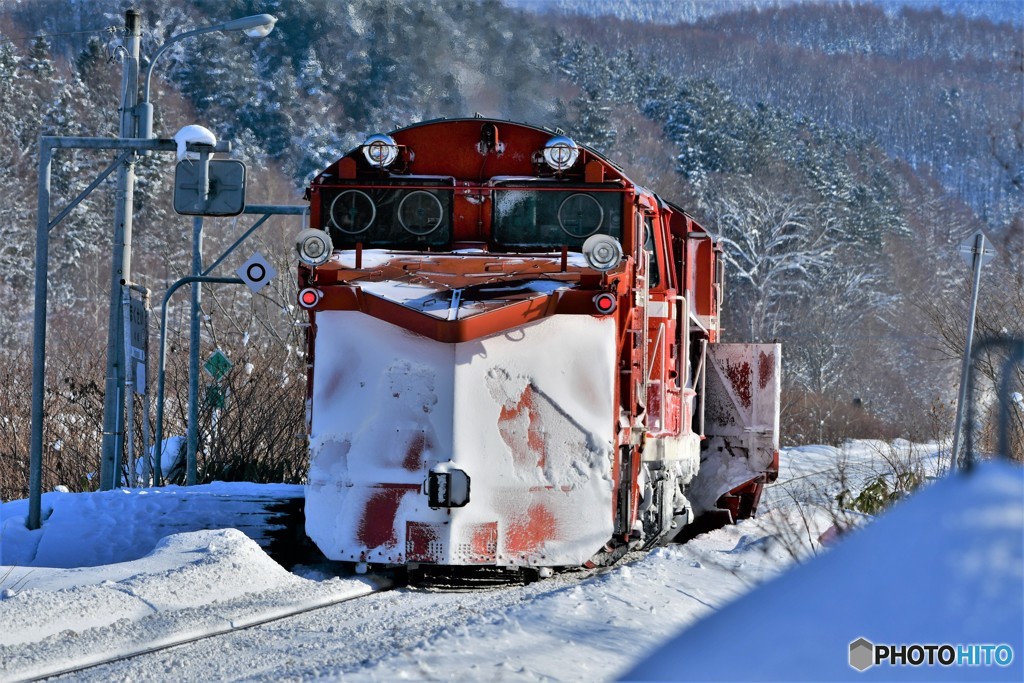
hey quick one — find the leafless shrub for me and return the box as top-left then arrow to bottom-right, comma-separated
194,342 -> 308,485
752,439 -> 934,568
0,326 -> 109,500
0,350 -> 32,501
759,452 -> 860,562
781,388 -> 900,447
836,440 -> 927,516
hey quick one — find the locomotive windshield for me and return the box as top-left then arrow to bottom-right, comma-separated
491,183 -> 624,250
322,179 -> 454,249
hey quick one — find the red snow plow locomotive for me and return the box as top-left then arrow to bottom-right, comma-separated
294,119 -> 780,572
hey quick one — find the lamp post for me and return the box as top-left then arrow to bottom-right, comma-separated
137,14 -> 277,139
97,11 -> 276,490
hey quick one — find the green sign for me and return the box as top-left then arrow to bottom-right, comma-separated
205,384 -> 227,409
203,349 -> 233,380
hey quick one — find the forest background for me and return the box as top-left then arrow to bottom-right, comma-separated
0,0 -> 1020,500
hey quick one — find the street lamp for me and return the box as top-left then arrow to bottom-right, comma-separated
98,11 -> 277,491
138,14 -> 277,139
147,13 -> 275,487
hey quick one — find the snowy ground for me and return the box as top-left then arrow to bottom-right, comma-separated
1,441 -> 1020,681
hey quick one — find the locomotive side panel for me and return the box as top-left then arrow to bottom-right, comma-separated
688,342 -> 782,519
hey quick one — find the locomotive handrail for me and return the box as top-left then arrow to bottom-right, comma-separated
647,322 -> 665,382
639,224 -> 652,406
646,321 -> 669,433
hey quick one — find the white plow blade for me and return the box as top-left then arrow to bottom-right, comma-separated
305,311 -> 617,567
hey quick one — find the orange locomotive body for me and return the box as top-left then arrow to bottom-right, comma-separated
294,118 -> 780,571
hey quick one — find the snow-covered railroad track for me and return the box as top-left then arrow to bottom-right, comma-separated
2,571 -> 394,683
44,567 -> 610,682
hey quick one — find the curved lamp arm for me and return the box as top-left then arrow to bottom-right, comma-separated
138,13 -> 276,138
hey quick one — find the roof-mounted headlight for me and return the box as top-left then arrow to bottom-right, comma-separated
362,133 -> 399,168
295,228 -> 334,267
542,135 -> 579,171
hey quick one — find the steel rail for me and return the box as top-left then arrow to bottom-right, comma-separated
11,579 -> 396,683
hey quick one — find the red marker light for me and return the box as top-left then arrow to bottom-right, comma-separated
593,292 -> 617,315
299,288 -> 320,308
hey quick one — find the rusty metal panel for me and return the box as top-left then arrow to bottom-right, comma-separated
687,343 -> 781,514
705,343 -> 781,443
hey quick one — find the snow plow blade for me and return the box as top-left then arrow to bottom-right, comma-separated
687,343 -> 781,520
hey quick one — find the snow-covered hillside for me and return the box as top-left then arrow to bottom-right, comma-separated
503,0 -> 1023,27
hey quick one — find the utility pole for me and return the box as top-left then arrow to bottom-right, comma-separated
27,10 -> 276,528
99,10 -> 141,490
950,230 -> 997,471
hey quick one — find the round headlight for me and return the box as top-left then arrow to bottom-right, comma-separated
542,135 -> 579,171
362,133 -> 399,168
295,228 -> 334,267
582,234 -> 623,271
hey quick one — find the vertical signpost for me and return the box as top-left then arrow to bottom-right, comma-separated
128,297 -> 149,394
123,287 -> 150,486
190,348 -> 233,485
118,286 -> 150,487
950,230 -> 997,471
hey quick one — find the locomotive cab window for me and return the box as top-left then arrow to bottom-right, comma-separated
491,183 -> 624,251
322,178 -> 454,249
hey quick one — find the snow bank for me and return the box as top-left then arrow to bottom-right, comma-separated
0,482 -> 303,568
623,461 -> 1024,681
0,529 -> 304,647
0,528 -> 379,681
